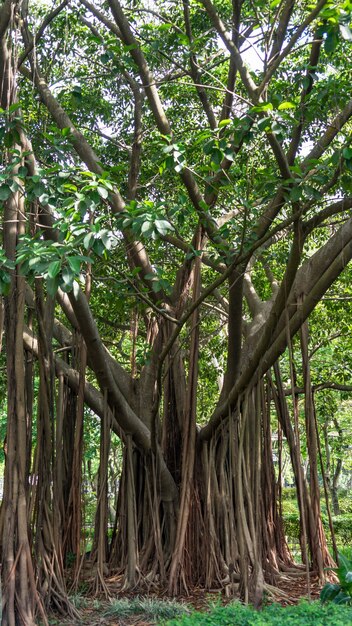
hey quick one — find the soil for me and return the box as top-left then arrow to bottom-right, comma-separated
48,571 -> 322,626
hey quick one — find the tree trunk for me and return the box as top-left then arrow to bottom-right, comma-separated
0,22 -> 42,623
300,317 -> 335,577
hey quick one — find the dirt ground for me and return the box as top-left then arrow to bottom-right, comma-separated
50,571 -> 322,626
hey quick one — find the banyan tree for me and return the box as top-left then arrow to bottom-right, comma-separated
1,0 -> 352,623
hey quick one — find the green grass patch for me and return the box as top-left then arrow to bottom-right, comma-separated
163,601 -> 352,625
104,596 -> 190,621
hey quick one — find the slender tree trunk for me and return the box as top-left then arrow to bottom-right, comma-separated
300,317 -> 334,577
331,459 -> 342,516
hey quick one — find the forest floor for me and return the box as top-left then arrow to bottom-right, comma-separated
49,572 -> 322,626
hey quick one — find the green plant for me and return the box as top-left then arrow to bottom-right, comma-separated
103,598 -> 133,619
104,597 -> 190,622
321,553 -> 352,605
164,600 -> 352,625
283,513 -> 352,547
68,593 -> 88,609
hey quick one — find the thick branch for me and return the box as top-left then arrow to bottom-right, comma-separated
304,197 -> 352,232
200,215 -> 352,439
268,0 -> 295,64
285,382 -> 352,395
302,98 -> 352,168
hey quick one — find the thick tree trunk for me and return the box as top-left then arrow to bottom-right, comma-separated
2,193 -> 39,626
0,20 -> 41,621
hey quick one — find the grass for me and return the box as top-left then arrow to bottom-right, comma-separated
103,596 -> 191,621
69,593 -> 89,609
163,600 -> 352,625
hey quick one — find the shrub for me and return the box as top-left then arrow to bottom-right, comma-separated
282,513 -> 352,546
163,600 -> 352,625
332,515 -> 352,546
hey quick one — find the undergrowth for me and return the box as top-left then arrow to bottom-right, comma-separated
104,596 -> 190,621
163,600 -> 352,625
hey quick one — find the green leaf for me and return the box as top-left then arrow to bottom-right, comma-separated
46,276 -> 60,297
278,101 -> 296,110
18,166 -> 28,178
47,260 -> 61,278
210,148 -> 223,166
324,30 -> 339,54
84,232 -> 95,250
257,117 -> 271,132
0,185 -> 12,200
151,280 -> 161,293
0,269 -> 11,295
100,52 -> 113,64
218,119 -> 231,128
101,231 -> 112,249
28,257 -> 42,269
33,182 -> 46,197
97,185 -> 109,199
67,256 -> 82,273
320,583 -> 340,603
342,147 -> 352,160
334,591 -> 352,605
0,279 -> 11,296
338,553 -> 352,575
123,43 -> 138,52
154,219 -> 173,235
289,186 -> 302,202
4,130 -> 20,148
61,267 -> 74,289
8,103 -> 20,113
251,102 -> 273,113
141,221 -> 153,235
224,147 -> 235,161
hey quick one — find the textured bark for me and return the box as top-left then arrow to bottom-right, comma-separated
300,317 -> 335,577
0,10 -> 39,620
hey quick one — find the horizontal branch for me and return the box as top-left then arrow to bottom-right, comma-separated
284,382 -> 352,396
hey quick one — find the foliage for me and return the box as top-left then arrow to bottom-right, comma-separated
338,491 -> 352,515
321,553 -> 352,606
164,601 -> 352,625
283,513 -> 352,546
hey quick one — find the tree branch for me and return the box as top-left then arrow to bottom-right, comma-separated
257,0 -> 328,96
200,216 -> 352,440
